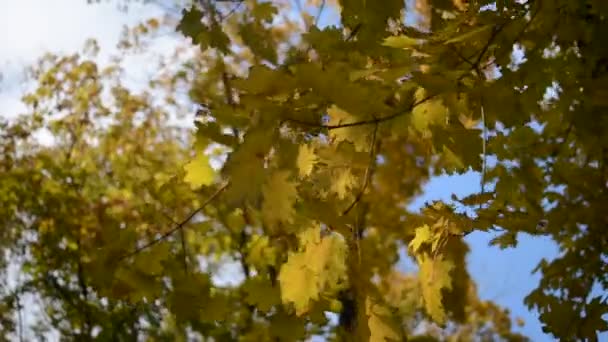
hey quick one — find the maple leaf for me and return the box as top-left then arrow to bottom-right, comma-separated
176,7 -> 205,42
327,105 -> 372,151
183,152 -> 215,188
409,224 -> 432,253
246,235 -> 278,269
366,296 -> 402,342
411,88 -> 448,132
305,233 -> 348,291
243,276 -> 281,312
418,254 -> 454,324
262,170 -> 298,228
297,222 -> 321,247
279,225 -> 348,315
269,311 -> 306,340
133,243 -> 170,276
278,252 -> 319,315
330,168 -> 358,199
296,144 -> 317,178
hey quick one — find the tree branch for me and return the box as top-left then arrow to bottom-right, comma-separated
342,123 -> 379,216
120,182 -> 229,260
285,94 -> 436,130
314,0 -> 326,27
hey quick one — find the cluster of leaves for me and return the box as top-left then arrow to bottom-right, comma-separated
0,9 -> 520,342
1,0 -> 607,340
172,0 -> 607,340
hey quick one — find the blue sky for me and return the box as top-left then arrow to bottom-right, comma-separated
0,0 -> 571,340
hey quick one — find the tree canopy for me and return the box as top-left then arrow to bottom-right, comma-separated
0,0 -> 607,341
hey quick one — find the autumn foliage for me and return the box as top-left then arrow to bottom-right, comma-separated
0,0 -> 606,341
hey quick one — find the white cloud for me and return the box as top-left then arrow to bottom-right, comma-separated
0,0 -> 165,118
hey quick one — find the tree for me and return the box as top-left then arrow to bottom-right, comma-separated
0,9 -> 524,341
1,0 -> 607,340
169,0 -> 607,340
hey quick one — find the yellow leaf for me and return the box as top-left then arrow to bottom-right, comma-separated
279,227 -> 348,315
246,235 -> 277,269
382,35 -> 420,49
306,233 -> 348,291
278,252 -> 319,315
296,144 -> 317,178
366,297 -> 402,342
409,224 -> 432,253
183,153 -> 215,188
297,222 -> 321,247
262,170 -> 298,228
411,88 -> 448,132
327,105 -> 372,151
418,254 -> 454,324
330,168 -> 357,200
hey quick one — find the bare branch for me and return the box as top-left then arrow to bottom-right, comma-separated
314,0 -> 326,27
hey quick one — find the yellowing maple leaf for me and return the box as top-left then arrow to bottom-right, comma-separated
306,233 -> 347,291
297,222 -> 321,247
246,235 -> 278,269
366,296 -> 402,342
296,144 -> 317,178
327,105 -> 372,151
278,252 -> 319,315
411,88 -> 448,132
331,168 -> 357,199
262,170 -> 298,228
418,254 -> 454,324
409,224 -> 432,253
279,226 -> 348,315
183,153 -> 215,188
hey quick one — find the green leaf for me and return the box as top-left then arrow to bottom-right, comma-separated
176,7 -> 205,41
243,276 -> 281,312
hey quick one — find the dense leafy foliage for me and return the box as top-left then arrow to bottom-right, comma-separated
1,0 -> 607,340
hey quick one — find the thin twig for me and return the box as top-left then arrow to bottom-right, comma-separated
219,1 -> 244,22
342,123 -> 379,216
286,94 -> 436,130
449,45 -> 476,68
480,104 -> 487,197
179,225 -> 189,274
314,0 -> 326,27
458,22 -> 506,81
345,23 -> 362,42
120,182 -> 229,260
